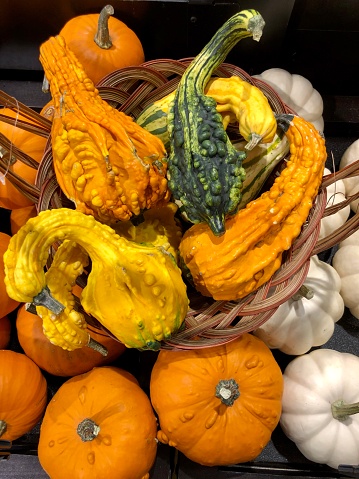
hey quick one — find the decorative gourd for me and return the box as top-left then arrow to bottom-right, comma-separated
16,304 -> 126,377
113,202 -> 183,262
59,5 -> 145,85
179,114 -> 327,300
254,255 -> 344,355
39,35 -> 169,224
332,229 -> 359,319
253,68 -> 324,132
0,350 -> 47,441
4,208 -> 188,350
38,366 -> 157,479
339,138 -> 359,213
150,333 -> 283,466
0,315 -> 11,349
166,10 -> 266,236
280,348 -> 359,469
0,108 -> 47,209
318,167 -> 350,240
137,75 -> 277,152
0,232 -> 19,318
10,204 -> 37,235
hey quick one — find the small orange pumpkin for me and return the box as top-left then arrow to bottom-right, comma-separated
16,304 -> 126,377
59,5 -> 145,85
10,204 -> 37,235
0,315 -> 11,349
0,108 -> 47,209
0,232 -> 19,318
38,366 -> 158,479
0,350 -> 47,441
150,333 -> 283,466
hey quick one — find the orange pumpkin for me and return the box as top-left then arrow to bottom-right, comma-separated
38,366 -> 158,479
10,204 -> 37,235
150,333 -> 283,466
0,350 -> 47,441
16,304 -> 126,377
0,232 -> 19,317
0,315 -> 11,349
0,108 -> 47,209
59,5 -> 145,85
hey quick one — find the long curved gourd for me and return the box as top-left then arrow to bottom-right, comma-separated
137,76 -> 277,151
39,35 -> 169,224
179,115 -> 327,300
4,208 -> 189,350
166,9 -> 266,236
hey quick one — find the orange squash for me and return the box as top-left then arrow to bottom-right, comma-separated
0,108 -> 47,209
0,350 -> 47,441
38,366 -> 158,479
150,333 -> 283,466
59,5 -> 145,85
16,304 -> 126,377
10,204 -> 37,235
0,232 -> 19,318
0,315 -> 11,349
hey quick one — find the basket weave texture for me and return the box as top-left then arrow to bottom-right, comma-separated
1,59 -> 359,350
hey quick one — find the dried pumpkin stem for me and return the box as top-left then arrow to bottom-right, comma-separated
215,378 -> 240,406
331,399 -> 359,421
94,4 -> 114,50
0,420 -> 7,437
32,286 -> 65,315
291,284 -> 314,301
77,418 -> 100,442
87,338 -> 108,357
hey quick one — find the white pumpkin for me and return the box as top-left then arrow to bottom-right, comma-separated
254,255 -> 344,355
332,229 -> 359,319
319,168 -> 350,240
253,68 -> 324,132
280,349 -> 359,470
339,138 -> 359,213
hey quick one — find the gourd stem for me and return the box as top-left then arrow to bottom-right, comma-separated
331,399 -> 359,421
94,5 -> 114,50
87,337 -> 108,357
0,420 -> 7,437
77,418 -> 100,442
32,286 -> 65,315
215,378 -> 240,406
292,284 -> 314,301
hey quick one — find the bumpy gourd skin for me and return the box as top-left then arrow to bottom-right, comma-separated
167,10 -> 266,236
4,208 -> 189,350
39,35 -> 170,225
179,115 -> 327,300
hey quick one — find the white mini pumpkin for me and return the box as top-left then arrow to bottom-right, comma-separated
253,68 -> 324,132
339,138 -> 359,213
254,255 -> 344,355
280,349 -> 359,470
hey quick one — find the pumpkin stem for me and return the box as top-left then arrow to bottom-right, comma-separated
215,378 -> 240,406
94,5 -> 114,50
87,337 -> 108,357
331,399 -> 359,421
0,420 -> 7,437
77,418 -> 100,442
32,286 -> 65,315
291,284 -> 314,301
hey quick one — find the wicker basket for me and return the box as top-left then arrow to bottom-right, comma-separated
1,59 -> 359,350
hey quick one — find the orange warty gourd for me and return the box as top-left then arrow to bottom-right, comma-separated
0,232 -> 19,318
16,304 -> 126,377
0,108 -> 47,209
59,5 -> 145,85
150,333 -> 283,466
0,315 -> 11,349
38,366 -> 158,479
179,114 -> 327,300
10,204 -> 37,235
0,350 -> 47,441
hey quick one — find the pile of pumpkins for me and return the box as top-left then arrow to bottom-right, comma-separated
1,5 -> 359,479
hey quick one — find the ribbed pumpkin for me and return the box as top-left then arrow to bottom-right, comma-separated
0,315 -> 11,349
0,232 -> 19,318
0,108 -> 47,209
10,204 -> 37,235
16,304 -> 126,377
38,366 -> 157,479
0,350 -> 47,441
150,333 -> 283,466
